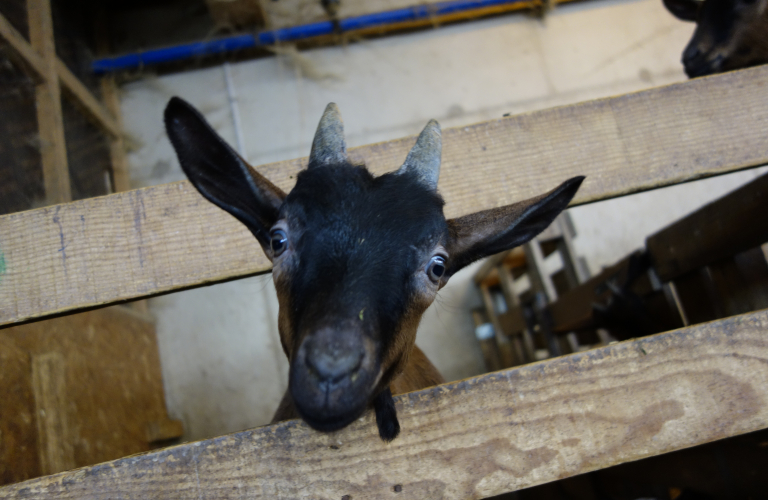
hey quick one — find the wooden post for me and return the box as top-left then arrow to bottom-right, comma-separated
31,352 -> 74,475
27,0 -> 71,204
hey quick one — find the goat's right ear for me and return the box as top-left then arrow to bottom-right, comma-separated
662,0 -> 699,22
164,97 -> 286,252
445,177 -> 584,276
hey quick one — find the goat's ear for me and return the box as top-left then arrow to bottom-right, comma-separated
662,0 -> 700,21
164,97 -> 286,252
445,177 -> 584,276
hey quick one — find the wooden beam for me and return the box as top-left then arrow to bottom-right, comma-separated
647,171 -> 768,282
0,10 -> 46,81
28,0 -> 71,204
31,352 -> 75,476
56,61 -> 121,138
2,310 -> 767,499
0,11 -> 120,139
2,66 -> 768,328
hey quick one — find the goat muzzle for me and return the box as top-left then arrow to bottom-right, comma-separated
289,325 -> 380,431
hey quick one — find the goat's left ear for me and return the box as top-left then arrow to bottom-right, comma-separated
445,176 -> 584,276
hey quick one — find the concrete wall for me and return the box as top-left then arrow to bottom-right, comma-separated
120,0 -> 762,441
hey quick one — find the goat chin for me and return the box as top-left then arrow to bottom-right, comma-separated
289,377 -> 377,432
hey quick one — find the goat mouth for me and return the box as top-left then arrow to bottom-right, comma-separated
684,54 -> 725,78
294,396 -> 370,432
289,371 -> 378,432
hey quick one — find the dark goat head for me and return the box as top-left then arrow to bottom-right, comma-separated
663,0 -> 768,77
164,97 -> 583,440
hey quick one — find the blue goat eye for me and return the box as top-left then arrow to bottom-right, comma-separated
427,256 -> 446,282
270,229 -> 288,256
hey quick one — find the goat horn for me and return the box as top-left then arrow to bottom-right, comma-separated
396,119 -> 441,190
309,103 -> 348,168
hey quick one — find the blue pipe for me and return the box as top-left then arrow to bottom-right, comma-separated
93,0 -> 528,73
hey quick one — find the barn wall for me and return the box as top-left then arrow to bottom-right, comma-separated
119,0 -> 760,441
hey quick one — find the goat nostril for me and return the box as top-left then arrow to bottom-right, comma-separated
682,45 -> 701,64
306,347 -> 364,382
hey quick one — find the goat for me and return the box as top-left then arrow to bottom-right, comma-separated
164,97 -> 583,441
663,0 -> 768,77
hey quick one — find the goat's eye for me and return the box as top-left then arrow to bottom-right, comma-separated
426,256 -> 446,282
270,229 -> 288,256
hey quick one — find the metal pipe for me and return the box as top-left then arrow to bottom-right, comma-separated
223,62 -> 247,158
92,0 -> 528,73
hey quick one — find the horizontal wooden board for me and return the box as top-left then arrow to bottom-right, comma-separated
2,309 -> 767,499
647,171 -> 768,282
262,0 -> 541,30
2,66 -> 768,327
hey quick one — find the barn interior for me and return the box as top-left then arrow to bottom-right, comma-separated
1,0 -> 767,498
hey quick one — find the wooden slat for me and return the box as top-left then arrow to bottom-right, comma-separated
99,76 -> 131,191
647,171 -> 768,282
2,309 -> 767,499
28,0 -> 71,204
2,66 -> 768,327
56,61 -> 120,139
0,11 -> 120,139
0,10 -> 46,81
31,352 -> 74,475
262,0 -> 550,31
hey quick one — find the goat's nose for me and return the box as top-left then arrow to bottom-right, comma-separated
305,331 -> 365,382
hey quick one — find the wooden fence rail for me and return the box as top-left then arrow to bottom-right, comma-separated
1,309 -> 767,499
1,65 -> 767,328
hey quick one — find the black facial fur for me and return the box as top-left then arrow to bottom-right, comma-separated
700,0 -> 741,45
283,163 -> 447,355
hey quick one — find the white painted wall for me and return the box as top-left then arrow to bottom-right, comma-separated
120,0 -> 762,441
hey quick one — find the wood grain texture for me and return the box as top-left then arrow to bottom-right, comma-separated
31,353 -> 74,476
2,66 -> 768,327
28,0 -> 71,204
0,337 -> 39,486
2,309 -> 768,499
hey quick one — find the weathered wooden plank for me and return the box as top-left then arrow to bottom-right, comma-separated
2,66 -> 768,327
2,310 -> 767,499
28,0 -> 71,204
0,337 -> 38,486
647,171 -> 768,282
31,352 -> 74,476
